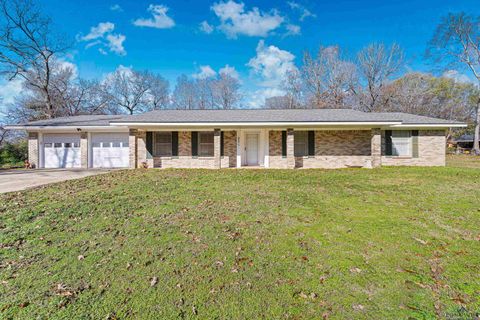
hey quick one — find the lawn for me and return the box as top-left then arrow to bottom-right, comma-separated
1,159 -> 480,319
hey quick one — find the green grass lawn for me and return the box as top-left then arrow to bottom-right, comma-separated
1,158 -> 480,319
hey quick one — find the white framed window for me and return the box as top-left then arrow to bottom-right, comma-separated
198,132 -> 214,157
154,132 -> 172,156
391,131 -> 412,156
294,131 -> 308,157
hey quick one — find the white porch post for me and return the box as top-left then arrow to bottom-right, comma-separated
236,130 -> 242,168
264,129 -> 269,168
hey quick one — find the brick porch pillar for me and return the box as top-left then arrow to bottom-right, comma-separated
80,132 -> 88,168
129,129 -> 137,168
214,128 -> 221,169
287,128 -> 295,169
137,130 -> 147,168
27,132 -> 39,168
371,128 -> 381,168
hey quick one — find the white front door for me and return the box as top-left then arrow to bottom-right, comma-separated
43,133 -> 81,168
91,133 -> 129,168
246,133 -> 259,166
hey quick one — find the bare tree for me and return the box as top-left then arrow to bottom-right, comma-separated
428,13 -> 480,154
354,43 -> 404,111
212,72 -> 241,109
0,124 -> 8,148
283,68 -> 303,108
172,75 -> 196,109
103,68 -> 152,115
145,72 -> 169,109
301,46 -> 356,108
0,0 -> 70,119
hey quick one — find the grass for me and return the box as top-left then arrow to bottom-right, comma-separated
1,157 -> 480,319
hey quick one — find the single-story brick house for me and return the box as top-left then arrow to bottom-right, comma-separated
7,109 -> 465,169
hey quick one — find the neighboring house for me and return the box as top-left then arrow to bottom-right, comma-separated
449,134 -> 479,150
6,109 -> 465,169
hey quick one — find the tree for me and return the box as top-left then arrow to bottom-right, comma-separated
212,72 -> 241,109
428,13 -> 480,154
172,75 -> 196,109
353,43 -> 404,111
301,46 -> 355,108
145,72 -> 169,109
0,0 -> 70,119
282,68 -> 304,108
103,68 -> 152,115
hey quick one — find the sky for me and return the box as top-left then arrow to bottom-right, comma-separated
1,0 -> 479,114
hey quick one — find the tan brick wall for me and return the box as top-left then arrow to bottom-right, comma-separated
371,128 -> 381,168
269,131 -> 288,169
80,132 -> 88,168
129,129 -> 137,168
28,132 -> 38,168
221,131 -> 237,168
381,130 -> 446,166
299,130 -> 372,169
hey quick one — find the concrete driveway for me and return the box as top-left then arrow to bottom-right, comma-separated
0,168 -> 113,193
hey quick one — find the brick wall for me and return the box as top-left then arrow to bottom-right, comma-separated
221,131 -> 237,168
80,132 -> 88,168
381,130 -> 446,166
269,131 -> 288,169
300,130 -> 372,169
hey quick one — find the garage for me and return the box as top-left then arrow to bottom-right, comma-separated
43,133 -> 81,168
91,133 -> 129,168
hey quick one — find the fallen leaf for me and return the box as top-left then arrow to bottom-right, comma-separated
353,304 -> 364,311
350,267 -> 362,273
413,237 -> 428,245
77,255 -> 84,261
150,277 -> 158,287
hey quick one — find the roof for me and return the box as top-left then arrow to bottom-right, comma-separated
12,115 -> 126,127
6,109 -> 466,128
453,134 -> 474,142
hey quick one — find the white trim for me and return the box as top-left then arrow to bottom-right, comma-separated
236,130 -> 241,168
389,124 -> 466,128
5,126 -> 128,131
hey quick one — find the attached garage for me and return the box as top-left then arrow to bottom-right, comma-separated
43,133 -> 81,168
90,133 -> 129,168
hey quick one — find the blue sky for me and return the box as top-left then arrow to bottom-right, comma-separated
1,0 -> 479,112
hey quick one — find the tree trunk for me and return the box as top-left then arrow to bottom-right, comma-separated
474,101 -> 480,155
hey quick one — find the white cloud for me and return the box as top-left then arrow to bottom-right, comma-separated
0,78 -> 23,109
110,4 -> 123,12
192,65 -> 217,79
246,40 -> 297,107
442,70 -> 476,85
79,22 -> 126,56
287,1 -> 316,21
211,0 -> 284,38
247,40 -> 296,87
106,34 -> 126,56
80,22 -> 115,41
285,24 -> 301,36
133,4 -> 175,29
200,21 -> 214,34
219,64 -> 239,79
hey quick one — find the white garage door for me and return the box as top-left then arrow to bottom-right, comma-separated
91,133 -> 129,168
43,134 -> 81,168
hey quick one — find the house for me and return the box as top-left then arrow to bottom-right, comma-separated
6,109 -> 466,169
449,134 -> 479,152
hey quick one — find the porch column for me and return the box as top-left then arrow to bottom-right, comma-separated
27,132 -> 39,169
137,130 -> 147,168
80,132 -> 88,168
214,129 -> 221,169
236,130 -> 241,168
371,128 -> 381,168
129,129 -> 137,168
287,128 -> 295,169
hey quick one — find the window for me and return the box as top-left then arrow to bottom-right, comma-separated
294,131 -> 308,157
54,143 -> 62,148
44,143 -> 52,148
112,142 -> 121,148
102,142 -> 111,148
391,131 -> 411,156
73,142 -> 80,148
154,132 -> 172,156
64,143 -> 72,148
198,132 -> 214,157
92,142 -> 101,148
123,142 -> 129,148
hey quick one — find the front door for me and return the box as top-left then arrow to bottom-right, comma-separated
246,133 -> 259,166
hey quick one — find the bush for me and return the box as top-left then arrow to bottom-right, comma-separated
0,140 -> 28,168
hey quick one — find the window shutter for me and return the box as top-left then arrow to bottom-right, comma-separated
412,130 -> 419,158
146,132 -> 153,159
191,131 -> 198,157
385,130 -> 392,156
281,131 -> 287,157
221,131 -> 224,157
308,131 -> 315,156
172,131 -> 179,157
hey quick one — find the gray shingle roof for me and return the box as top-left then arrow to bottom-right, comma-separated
10,109 -> 464,127
18,115 -> 126,127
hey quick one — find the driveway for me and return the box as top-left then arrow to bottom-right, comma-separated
0,168 -> 113,193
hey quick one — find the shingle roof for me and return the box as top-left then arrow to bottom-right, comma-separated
17,115 -> 125,127
10,109 -> 464,127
